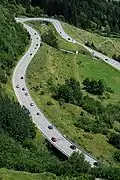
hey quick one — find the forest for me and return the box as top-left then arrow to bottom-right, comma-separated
30,0 -> 120,35
0,2 -> 29,84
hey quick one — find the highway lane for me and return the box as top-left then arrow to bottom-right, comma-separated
13,17 -> 115,167
16,17 -> 120,71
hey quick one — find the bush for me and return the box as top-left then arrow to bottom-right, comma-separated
108,133 -> 120,149
41,29 -> 58,48
83,78 -> 105,95
114,150 -> 120,161
81,95 -> 104,115
54,78 -> 82,106
47,101 -> 54,105
75,115 -> 109,134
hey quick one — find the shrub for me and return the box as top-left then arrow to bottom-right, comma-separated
108,132 -> 120,149
114,150 -> 120,161
41,29 -> 58,48
81,95 -> 104,115
83,78 -> 105,95
54,78 -> 82,106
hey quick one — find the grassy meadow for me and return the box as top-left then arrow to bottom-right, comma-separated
62,22 -> 120,57
27,42 -> 120,165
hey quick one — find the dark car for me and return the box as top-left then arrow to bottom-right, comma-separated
93,162 -> 99,166
40,42 -> 43,47
48,125 -> 53,130
68,38 -> 70,40
95,56 -> 99,59
21,76 -> 23,79
22,87 -> 25,91
105,58 -> 108,61
36,44 -> 38,46
35,33 -> 36,35
25,92 -> 28,96
37,112 -> 40,115
36,37 -> 38,40
51,137 -> 57,142
70,144 -> 76,150
16,85 -> 19,88
30,53 -> 32,56
30,103 -> 34,106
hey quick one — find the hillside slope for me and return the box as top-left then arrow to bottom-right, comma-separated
0,5 -> 29,84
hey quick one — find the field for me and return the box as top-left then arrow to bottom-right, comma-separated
27,41 -> 120,165
0,168 -> 61,180
62,22 -> 120,57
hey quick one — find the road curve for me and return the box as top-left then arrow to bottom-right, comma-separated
13,17 -> 119,167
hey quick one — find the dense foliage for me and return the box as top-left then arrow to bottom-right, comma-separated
0,90 -> 36,143
83,78 -> 105,95
0,5 -> 29,83
41,29 -> 58,48
108,132 -> 120,149
31,0 -> 120,35
54,78 -> 82,105
114,150 -> 120,162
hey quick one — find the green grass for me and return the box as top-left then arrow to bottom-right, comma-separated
0,168 -> 62,180
62,22 -> 120,57
26,43 -> 120,165
26,21 -> 90,55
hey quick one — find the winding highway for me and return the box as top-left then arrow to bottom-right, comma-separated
13,17 -> 120,167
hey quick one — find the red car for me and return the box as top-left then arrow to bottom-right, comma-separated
51,137 -> 57,142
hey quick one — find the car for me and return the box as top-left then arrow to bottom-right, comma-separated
25,92 -> 28,96
105,58 -> 108,61
30,103 -> 34,106
70,144 -> 76,150
60,32 -> 61,34
51,137 -> 57,142
93,162 -> 99,166
21,76 -> 23,79
36,37 -> 38,40
95,56 -> 99,59
22,87 -> 25,91
68,38 -> 70,40
40,42 -> 43,47
48,125 -> 53,130
35,47 -> 37,49
37,112 -> 40,115
35,33 -> 36,35
36,44 -> 38,46
16,85 -> 19,88
30,53 -> 32,56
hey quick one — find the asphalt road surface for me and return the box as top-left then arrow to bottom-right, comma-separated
13,17 -> 120,167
